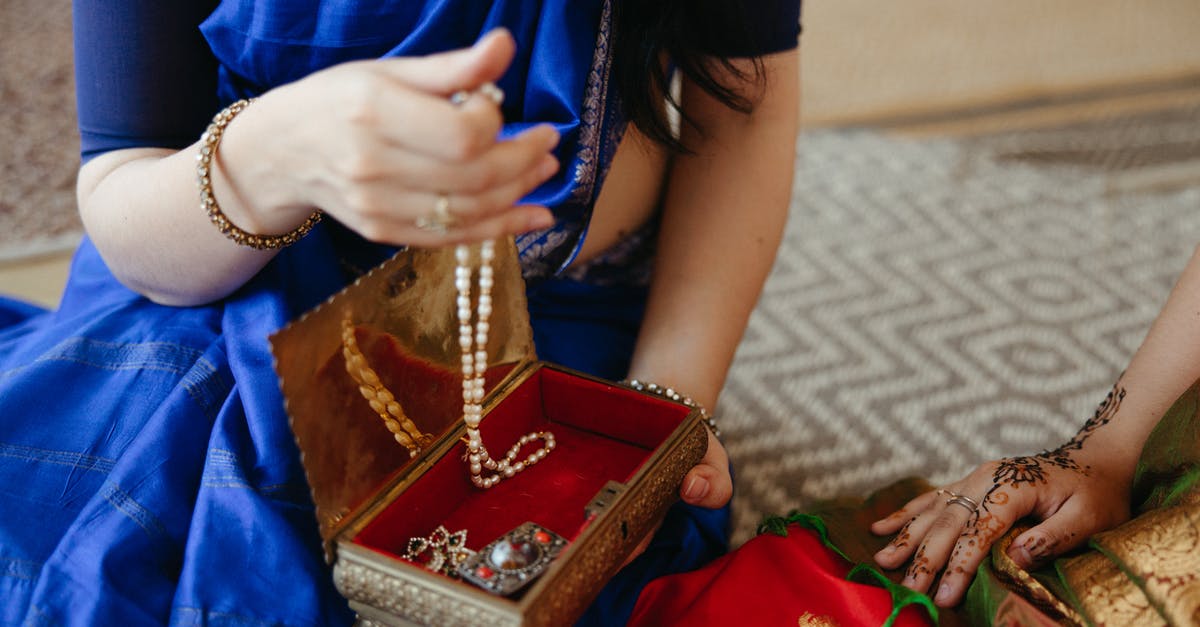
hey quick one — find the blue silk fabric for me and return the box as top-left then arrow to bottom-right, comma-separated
1,1 -> 730,624
0,236 -> 727,626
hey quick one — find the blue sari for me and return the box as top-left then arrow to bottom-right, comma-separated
1,1 -> 730,624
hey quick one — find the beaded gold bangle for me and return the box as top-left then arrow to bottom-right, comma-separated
622,379 -> 721,437
197,98 -> 322,250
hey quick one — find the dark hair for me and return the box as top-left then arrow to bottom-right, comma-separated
611,0 -> 766,153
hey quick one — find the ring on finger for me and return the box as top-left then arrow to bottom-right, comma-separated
415,193 -> 456,234
935,487 -> 977,505
945,494 -> 980,514
450,82 -> 505,107
478,82 -> 504,105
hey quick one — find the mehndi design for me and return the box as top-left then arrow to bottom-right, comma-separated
956,380 -> 1127,570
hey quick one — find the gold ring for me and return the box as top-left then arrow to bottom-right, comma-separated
945,494 -> 980,514
415,194 -> 455,234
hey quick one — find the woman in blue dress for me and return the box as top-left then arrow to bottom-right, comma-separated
0,1 -> 800,624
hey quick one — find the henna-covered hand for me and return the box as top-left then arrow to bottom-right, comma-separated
869,382 -> 1134,607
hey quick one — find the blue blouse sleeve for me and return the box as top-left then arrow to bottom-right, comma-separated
73,0 -> 220,162
696,0 -> 803,58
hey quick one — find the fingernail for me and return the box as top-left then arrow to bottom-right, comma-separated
683,476 -> 710,502
539,155 -> 559,178
1009,545 -> 1034,569
935,582 -> 951,604
543,129 -> 561,149
879,545 -> 895,554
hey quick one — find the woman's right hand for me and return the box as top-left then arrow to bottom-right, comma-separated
217,28 -> 561,248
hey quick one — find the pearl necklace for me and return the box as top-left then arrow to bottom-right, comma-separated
457,241 -> 555,489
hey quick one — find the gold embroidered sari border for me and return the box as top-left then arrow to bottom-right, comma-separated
1086,502 -> 1200,626
989,526 -> 1086,626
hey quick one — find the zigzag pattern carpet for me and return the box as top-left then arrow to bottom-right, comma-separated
721,117 -> 1200,545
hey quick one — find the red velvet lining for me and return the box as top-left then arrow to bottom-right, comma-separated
539,369 -> 685,448
353,366 -> 689,569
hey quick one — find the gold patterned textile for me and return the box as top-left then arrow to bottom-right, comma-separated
1060,550 -> 1165,626
990,526 -> 1084,626
992,381 -> 1200,626
1065,501 -> 1200,626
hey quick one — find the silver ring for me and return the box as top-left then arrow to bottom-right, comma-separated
945,494 -> 980,514
415,194 -> 455,234
478,82 -> 504,105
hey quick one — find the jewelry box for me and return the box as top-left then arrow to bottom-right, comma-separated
270,240 -> 708,626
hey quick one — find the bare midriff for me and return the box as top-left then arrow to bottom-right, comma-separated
567,125 -> 669,269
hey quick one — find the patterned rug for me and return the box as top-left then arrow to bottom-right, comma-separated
722,111 -> 1200,545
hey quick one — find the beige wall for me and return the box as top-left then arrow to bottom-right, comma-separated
800,0 -> 1200,125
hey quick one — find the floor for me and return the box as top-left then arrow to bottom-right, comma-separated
0,253 -> 72,308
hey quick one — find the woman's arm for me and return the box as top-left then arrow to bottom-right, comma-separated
77,28 -> 559,306
873,244 -> 1200,607
628,49 -> 799,508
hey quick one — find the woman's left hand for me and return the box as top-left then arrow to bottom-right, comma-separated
621,429 -> 731,567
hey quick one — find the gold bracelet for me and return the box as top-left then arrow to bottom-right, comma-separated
197,98 -> 323,250
622,379 -> 721,437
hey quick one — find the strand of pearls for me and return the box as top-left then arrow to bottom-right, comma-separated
457,241 -> 555,489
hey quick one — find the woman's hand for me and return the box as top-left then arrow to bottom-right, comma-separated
78,29 -> 561,306
681,429 -> 733,509
217,28 -> 560,248
868,247 -> 1200,609
870,445 -> 1131,608
621,429 -> 731,567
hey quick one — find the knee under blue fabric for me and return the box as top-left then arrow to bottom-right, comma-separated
0,238 -> 729,625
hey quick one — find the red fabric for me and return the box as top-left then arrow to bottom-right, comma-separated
353,367 -> 691,558
629,527 -> 934,627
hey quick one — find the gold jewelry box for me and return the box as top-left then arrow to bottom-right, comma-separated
270,240 -> 708,626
